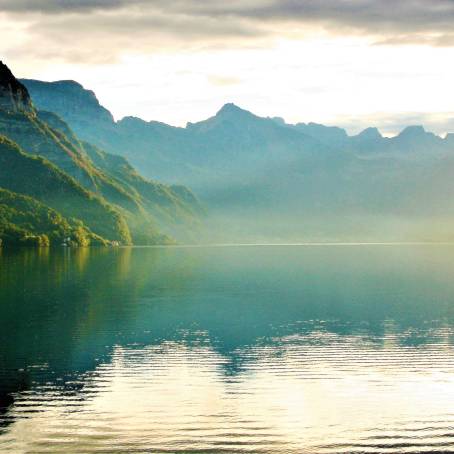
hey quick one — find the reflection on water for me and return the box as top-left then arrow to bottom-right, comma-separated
1,245 -> 454,453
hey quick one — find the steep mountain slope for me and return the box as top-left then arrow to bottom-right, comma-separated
0,62 -> 203,245
38,110 -> 203,240
0,135 -> 130,243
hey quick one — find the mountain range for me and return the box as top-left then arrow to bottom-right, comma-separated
0,62 -> 203,246
20,76 -> 454,242
1,60 -> 453,245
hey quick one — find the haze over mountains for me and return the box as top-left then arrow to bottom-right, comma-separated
0,62 -> 202,246
20,76 -> 454,242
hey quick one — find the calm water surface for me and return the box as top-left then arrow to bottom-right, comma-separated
1,245 -> 454,453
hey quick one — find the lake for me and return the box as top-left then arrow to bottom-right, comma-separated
1,245 -> 454,453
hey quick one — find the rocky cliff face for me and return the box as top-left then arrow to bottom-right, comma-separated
21,78 -> 115,146
0,62 -> 34,114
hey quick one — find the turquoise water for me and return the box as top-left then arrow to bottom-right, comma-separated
1,245 -> 454,453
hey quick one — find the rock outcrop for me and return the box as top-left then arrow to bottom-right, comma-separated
0,61 -> 34,114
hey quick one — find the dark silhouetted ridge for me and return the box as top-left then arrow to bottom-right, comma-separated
0,61 -> 33,114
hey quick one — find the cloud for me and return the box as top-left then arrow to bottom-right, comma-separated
208,75 -> 242,87
0,0 -> 132,13
0,3 -> 271,64
2,0 -> 454,64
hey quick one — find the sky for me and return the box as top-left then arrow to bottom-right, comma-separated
1,0 -> 454,135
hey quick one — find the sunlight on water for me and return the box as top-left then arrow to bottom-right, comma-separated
1,245 -> 454,453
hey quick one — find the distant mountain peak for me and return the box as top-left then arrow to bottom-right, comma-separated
186,102 -> 258,132
398,125 -> 426,138
357,127 -> 382,140
218,102 -> 240,111
0,61 -> 34,114
216,103 -> 252,117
